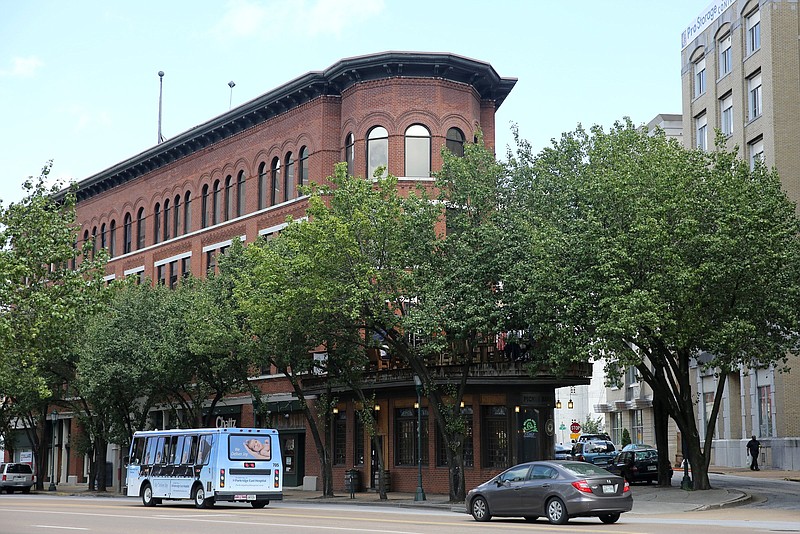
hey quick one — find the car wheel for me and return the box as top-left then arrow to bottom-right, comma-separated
193,484 -> 214,509
600,513 -> 621,524
470,496 -> 492,522
546,497 -> 568,525
141,484 -> 157,507
251,500 -> 268,509
524,516 -> 539,522
6,488 -> 14,494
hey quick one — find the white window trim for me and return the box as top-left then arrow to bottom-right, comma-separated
154,251 -> 192,268
123,266 -> 145,276
103,274 -> 116,282
202,235 -> 246,254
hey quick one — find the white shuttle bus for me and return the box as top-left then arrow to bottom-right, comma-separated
126,427 -> 282,508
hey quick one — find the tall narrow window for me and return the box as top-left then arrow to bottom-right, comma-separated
748,71 -> 762,121
83,229 -> 89,254
394,407 -> 428,466
749,137 -> 764,169
695,113 -> 707,151
100,223 -> 107,250
299,147 -> 309,188
109,220 -> 116,258
344,133 -> 355,176
91,226 -> 97,258
404,124 -> 431,178
136,207 -> 145,250
271,157 -> 281,205
163,198 -> 170,241
446,127 -> 465,157
284,153 -> 295,200
224,175 -> 233,221
721,94 -> 733,136
366,126 -> 388,179
173,195 -> 181,237
237,170 -> 245,217
482,406 -> 509,469
184,191 -> 192,234
746,9 -> 760,55
153,203 -> 161,244
201,184 -> 209,228
719,34 -> 732,77
693,57 -> 706,98
257,162 -> 267,209
123,213 -> 132,254
333,412 -> 347,466
758,384 -> 772,437
212,180 -> 221,225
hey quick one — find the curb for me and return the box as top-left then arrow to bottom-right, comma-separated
695,490 -> 752,511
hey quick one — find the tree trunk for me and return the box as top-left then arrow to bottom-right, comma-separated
652,367 -> 671,486
95,436 -> 109,492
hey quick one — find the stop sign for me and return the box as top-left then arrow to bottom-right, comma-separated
570,422 -> 581,433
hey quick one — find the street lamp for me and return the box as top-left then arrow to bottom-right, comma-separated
49,410 -> 58,491
413,375 -> 426,502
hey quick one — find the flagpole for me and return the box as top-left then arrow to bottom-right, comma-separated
158,71 -> 164,144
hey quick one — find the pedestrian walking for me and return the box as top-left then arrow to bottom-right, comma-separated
746,435 -> 761,471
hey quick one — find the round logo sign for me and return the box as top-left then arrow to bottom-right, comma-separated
570,422 -> 581,433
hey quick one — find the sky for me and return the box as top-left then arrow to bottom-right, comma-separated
1,0 -> 707,206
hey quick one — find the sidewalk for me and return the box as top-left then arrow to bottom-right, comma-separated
39,465 -> 799,514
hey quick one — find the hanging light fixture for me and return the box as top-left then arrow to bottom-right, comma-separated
556,399 -> 562,409
568,398 -> 574,409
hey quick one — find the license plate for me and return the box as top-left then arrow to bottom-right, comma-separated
602,484 -> 616,494
13,476 -> 24,481
234,494 -> 256,500
648,465 -> 657,471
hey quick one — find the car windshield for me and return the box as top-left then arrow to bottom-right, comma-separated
560,462 -> 612,477
585,441 -> 615,453
635,450 -> 658,461
7,464 -> 32,474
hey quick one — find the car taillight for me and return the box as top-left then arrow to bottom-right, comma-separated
274,469 -> 280,488
1,475 -> 5,481
578,455 -> 585,462
623,481 -> 630,493
219,468 -> 225,488
571,480 -> 593,493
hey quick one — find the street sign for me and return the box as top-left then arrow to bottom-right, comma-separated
570,422 -> 581,433
559,423 -> 566,431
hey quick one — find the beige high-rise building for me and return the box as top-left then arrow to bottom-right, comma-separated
681,0 -> 800,470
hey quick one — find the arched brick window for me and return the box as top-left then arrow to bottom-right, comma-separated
201,184 -> 209,228
299,147 -> 309,188
109,219 -> 116,258
173,195 -> 181,237
163,198 -> 170,241
344,133 -> 355,176
224,175 -> 233,221
446,127 -> 465,157
136,207 -> 145,250
123,213 -> 132,254
404,124 -> 430,177
212,180 -> 221,225
184,191 -> 192,234
367,126 -> 388,178
237,170 -> 246,217
258,162 -> 267,210
284,153 -> 295,200
271,157 -> 281,205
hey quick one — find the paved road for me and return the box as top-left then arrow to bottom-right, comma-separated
2,495 -> 800,534
708,472 -> 800,511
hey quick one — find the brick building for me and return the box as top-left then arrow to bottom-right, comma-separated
18,52 -> 592,493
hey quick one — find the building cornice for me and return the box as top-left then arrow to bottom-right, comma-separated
62,51 -> 516,203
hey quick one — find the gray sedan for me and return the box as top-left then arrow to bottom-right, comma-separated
466,460 -> 632,525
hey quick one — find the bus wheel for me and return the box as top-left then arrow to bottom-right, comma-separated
251,500 -> 269,509
141,484 -> 157,507
193,485 -> 214,509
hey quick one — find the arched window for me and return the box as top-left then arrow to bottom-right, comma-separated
344,133 -> 355,176
271,157 -> 281,205
123,213 -> 132,254
284,153 -> 295,199
201,184 -> 209,228
136,207 -> 146,250
109,220 -> 116,258
212,180 -> 221,225
258,162 -> 267,209
173,195 -> 181,237
91,226 -> 97,258
224,175 -> 233,221
405,124 -> 430,177
163,198 -> 170,241
83,229 -> 89,255
446,127 -> 465,157
100,223 -> 107,250
367,126 -> 388,178
299,147 -> 309,188
237,170 -> 246,217
154,203 -> 161,244
184,191 -> 192,233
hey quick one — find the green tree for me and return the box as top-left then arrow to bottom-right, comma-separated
0,162 -> 108,490
621,428 -> 632,448
582,415 -> 605,435
507,121 -> 800,490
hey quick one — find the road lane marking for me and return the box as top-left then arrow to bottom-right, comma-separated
32,527 -> 88,531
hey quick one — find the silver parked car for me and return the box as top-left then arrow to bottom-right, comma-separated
0,463 -> 35,493
466,460 -> 632,525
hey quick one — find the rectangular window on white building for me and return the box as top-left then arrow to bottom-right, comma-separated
746,9 -> 761,56
749,138 -> 764,169
720,94 -> 733,137
758,384 -> 772,437
695,113 -> 708,151
694,57 -> 706,98
719,34 -> 732,77
748,72 -> 762,121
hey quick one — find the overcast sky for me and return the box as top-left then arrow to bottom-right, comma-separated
1,0 -> 706,206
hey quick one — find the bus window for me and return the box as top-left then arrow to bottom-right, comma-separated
169,436 -> 182,465
144,437 -> 158,465
130,437 -> 146,465
197,435 -> 213,465
183,436 -> 197,464
154,437 -> 167,464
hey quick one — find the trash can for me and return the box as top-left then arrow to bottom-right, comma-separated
345,469 -> 361,496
